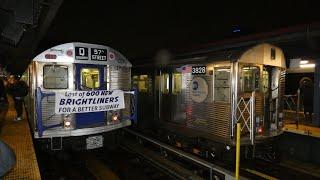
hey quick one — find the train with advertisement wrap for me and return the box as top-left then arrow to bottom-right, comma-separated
21,42 -> 137,150
133,43 -> 286,160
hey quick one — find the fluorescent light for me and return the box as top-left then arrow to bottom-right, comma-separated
217,69 -> 230,72
300,60 -> 309,64
300,64 -> 315,68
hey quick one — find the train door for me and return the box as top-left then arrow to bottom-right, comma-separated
171,69 -> 185,124
132,70 -> 154,129
269,67 -> 281,129
157,68 -> 172,122
75,64 -> 105,128
261,66 -> 282,131
156,67 -> 184,124
239,64 -> 264,133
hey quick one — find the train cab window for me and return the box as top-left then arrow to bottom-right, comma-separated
214,67 -> 230,102
80,68 -> 100,89
133,75 -> 149,93
241,66 -> 260,92
172,73 -> 182,94
161,73 -> 170,94
43,65 -> 68,89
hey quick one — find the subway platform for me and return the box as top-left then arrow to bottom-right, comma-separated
284,110 -> 320,138
0,98 -> 41,179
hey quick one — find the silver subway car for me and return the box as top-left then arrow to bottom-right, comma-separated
21,42 -> 137,150
133,43 -> 286,159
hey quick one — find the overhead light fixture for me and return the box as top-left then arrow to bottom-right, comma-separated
300,64 -> 315,68
217,69 -> 230,72
300,60 -> 309,64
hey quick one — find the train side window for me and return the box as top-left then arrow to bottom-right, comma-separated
161,73 -> 170,94
214,67 -> 230,102
43,65 -> 68,89
172,73 -> 182,94
240,66 -> 260,92
133,75 -> 149,93
80,68 -> 100,89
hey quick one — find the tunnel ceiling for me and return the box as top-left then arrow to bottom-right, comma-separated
0,0 -> 63,74
1,0 -> 320,74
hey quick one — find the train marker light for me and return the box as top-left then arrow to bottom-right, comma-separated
108,52 -> 115,60
66,49 -> 73,57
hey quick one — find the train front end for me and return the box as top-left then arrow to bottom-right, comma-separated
24,43 -> 136,150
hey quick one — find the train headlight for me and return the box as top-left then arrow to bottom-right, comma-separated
63,114 -> 74,129
107,111 -> 120,125
65,121 -> 71,126
111,112 -> 119,121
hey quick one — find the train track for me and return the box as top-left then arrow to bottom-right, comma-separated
119,128 -> 243,180
35,128 -> 319,180
118,128 -> 320,180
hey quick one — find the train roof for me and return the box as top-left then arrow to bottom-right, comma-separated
33,42 -> 132,67
163,43 -> 286,68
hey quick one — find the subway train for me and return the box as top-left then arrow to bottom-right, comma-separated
21,42 -> 137,150
133,43 -> 286,160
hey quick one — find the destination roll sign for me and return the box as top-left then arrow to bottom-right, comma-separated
91,48 -> 107,61
75,47 -> 89,60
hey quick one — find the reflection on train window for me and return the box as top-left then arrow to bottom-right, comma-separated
172,73 -> 182,94
81,68 -> 100,89
241,66 -> 260,92
214,67 -> 230,102
262,69 -> 269,93
43,65 -> 68,89
161,73 -> 170,94
133,75 -> 149,93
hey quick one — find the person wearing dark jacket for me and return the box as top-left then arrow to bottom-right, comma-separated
7,75 -> 28,121
0,78 -> 8,130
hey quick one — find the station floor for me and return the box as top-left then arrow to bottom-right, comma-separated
0,98 -> 41,179
283,110 -> 320,138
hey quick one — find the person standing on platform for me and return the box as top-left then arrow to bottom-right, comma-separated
0,78 -> 8,131
7,75 -> 28,121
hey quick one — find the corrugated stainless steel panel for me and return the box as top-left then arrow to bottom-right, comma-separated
184,75 -> 230,140
279,70 -> 286,111
109,66 -> 131,90
255,93 -> 263,117
109,66 -> 131,118
41,95 -> 62,127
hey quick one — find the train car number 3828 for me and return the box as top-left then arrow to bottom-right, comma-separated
192,66 -> 206,75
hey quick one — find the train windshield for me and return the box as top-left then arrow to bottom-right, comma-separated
241,66 -> 260,92
214,67 -> 230,102
43,65 -> 68,89
80,68 -> 100,89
